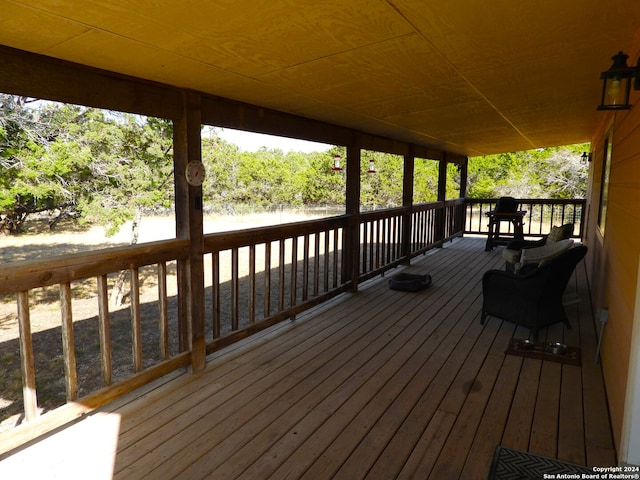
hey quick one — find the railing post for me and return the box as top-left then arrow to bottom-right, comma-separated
436,153 -> 448,246
401,150 -> 415,262
174,91 -> 206,372
459,157 -> 468,235
459,157 -> 468,198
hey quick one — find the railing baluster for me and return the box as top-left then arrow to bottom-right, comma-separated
313,232 -> 320,297
232,248 -> 239,331
333,228 -> 339,288
18,291 -> 38,421
382,218 -> 387,264
97,274 -> 112,385
290,236 -> 298,307
60,282 -> 78,401
323,230 -> 330,293
361,222 -> 368,274
278,240 -> 285,311
130,267 -> 142,372
157,263 -> 169,360
264,241 -> 271,318
249,245 -> 256,324
212,251 -> 220,338
373,220 -> 379,269
302,234 -> 309,301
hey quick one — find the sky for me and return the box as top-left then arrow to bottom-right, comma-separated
25,99 -> 330,154
213,127 -> 331,153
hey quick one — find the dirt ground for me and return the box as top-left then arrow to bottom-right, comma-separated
0,211 -> 318,431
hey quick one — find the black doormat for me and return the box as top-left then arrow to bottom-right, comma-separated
388,273 -> 432,292
505,338 -> 581,366
488,446 -> 594,480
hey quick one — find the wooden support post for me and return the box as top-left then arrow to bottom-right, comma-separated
17,291 -> 38,421
401,150 -> 415,262
97,275 -> 112,385
436,153 -> 448,246
174,91 -> 206,372
459,157 -> 468,198
459,157 -> 469,234
344,142 -> 361,291
60,282 -> 78,401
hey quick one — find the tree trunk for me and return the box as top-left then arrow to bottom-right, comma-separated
110,210 -> 142,307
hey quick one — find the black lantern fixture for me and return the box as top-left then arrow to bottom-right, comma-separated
581,151 -> 592,163
597,51 -> 640,110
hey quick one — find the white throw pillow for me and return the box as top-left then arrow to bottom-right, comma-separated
518,239 -> 574,270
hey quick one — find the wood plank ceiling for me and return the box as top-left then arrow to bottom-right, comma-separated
1,0 -> 639,156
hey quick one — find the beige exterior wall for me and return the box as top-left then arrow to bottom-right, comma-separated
586,32 -> 640,458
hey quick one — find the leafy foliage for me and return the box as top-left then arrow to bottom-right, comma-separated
0,95 -> 588,237
0,95 -> 174,236
467,146 -> 588,199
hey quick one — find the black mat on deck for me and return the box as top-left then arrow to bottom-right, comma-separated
487,446 -> 593,480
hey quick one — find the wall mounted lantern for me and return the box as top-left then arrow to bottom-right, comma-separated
597,51 -> 640,110
581,151 -> 592,163
366,158 -> 377,174
331,154 -> 343,171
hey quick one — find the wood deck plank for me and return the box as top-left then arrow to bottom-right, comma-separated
459,354 -> 524,480
237,241 -> 495,480
119,284 -> 404,478
529,361 -> 562,457
0,237 -> 617,480
144,244 -> 470,480
574,262 -> 617,466
112,277 -> 395,464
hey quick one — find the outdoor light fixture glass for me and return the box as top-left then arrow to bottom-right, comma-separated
331,154 -> 343,171
597,51 -> 640,110
366,159 -> 377,174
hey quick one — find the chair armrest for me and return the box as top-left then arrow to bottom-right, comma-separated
482,266 -> 548,298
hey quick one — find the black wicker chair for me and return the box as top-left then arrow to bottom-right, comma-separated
480,245 -> 587,340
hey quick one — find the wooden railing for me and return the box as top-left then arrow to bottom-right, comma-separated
0,239 -> 192,449
0,200 -> 464,446
202,216 -> 351,355
464,198 -> 586,239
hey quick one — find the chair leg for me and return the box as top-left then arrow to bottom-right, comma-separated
480,311 -> 487,325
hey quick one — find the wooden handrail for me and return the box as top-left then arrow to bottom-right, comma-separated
464,198 -> 585,239
1,201 -> 468,444
0,238 -> 189,295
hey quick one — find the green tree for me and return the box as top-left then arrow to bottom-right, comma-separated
467,145 -> 588,199
413,158 -> 439,203
300,147 -> 346,207
360,151 -> 404,209
80,112 -> 174,238
0,96 -> 94,233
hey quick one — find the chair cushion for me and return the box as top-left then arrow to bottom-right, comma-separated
518,239 -> 574,271
502,248 -> 521,264
521,238 -> 574,262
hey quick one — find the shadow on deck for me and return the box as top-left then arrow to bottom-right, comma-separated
0,236 -> 615,479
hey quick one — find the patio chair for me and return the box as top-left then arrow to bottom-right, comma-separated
484,197 -> 526,251
481,245 -> 587,341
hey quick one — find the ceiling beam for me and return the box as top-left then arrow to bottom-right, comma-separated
0,45 -> 465,163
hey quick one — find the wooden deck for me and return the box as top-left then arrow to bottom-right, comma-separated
0,236 -> 615,479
